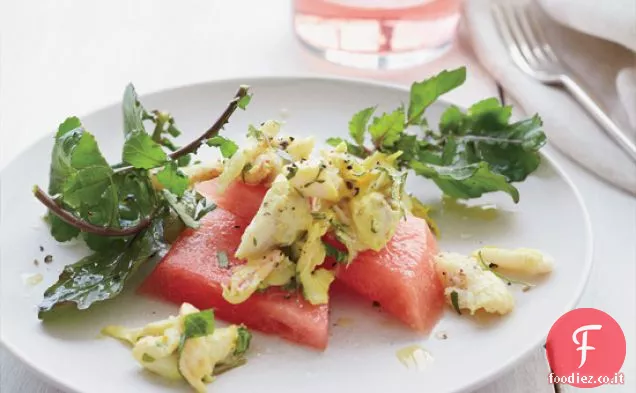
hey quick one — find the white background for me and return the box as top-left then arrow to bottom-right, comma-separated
0,1 -> 634,392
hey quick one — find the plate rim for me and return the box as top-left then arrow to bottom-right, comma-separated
0,75 -> 594,393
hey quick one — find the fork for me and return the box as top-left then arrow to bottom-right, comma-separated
491,2 -> 636,163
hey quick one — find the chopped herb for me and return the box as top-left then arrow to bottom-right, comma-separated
476,252 -> 534,288
44,255 -> 53,264
450,290 -> 461,314
303,166 -> 325,188
217,250 -> 230,269
237,94 -> 252,110
311,212 -> 327,220
282,279 -> 299,292
234,326 -> 252,355
252,237 -> 258,247
323,241 -> 348,263
179,309 -> 215,351
345,181 -> 353,190
241,162 -> 253,183
370,218 -> 378,234
286,165 -> 298,180
142,353 -> 156,363
213,358 -> 247,376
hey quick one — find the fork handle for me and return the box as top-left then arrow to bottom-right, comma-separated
561,74 -> 636,163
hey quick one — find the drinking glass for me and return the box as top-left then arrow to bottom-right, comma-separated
293,0 -> 461,70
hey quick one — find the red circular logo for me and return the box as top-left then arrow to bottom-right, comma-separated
546,308 -> 626,388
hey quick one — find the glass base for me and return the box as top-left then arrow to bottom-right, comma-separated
297,37 -> 454,70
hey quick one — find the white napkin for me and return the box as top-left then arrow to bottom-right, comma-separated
462,0 -> 636,196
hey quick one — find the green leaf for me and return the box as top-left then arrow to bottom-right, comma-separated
450,290 -> 461,315
161,189 -> 216,229
83,233 -> 128,253
323,241 -> 348,264
237,94 -> 252,110
217,250 -> 230,269
56,116 -> 82,138
122,84 -> 146,137
207,135 -> 239,158
142,353 -> 156,363
122,130 -> 168,169
368,108 -> 405,148
407,67 -> 466,124
439,105 -> 465,134
234,326 -> 252,356
156,162 -> 189,197
63,166 -> 114,208
50,215 -> 80,242
411,160 -> 520,203
179,310 -> 215,351
348,106 -> 375,145
38,217 -> 167,319
326,137 -> 366,158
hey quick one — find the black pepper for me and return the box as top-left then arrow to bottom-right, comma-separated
345,181 -> 353,190
44,255 -> 53,264
346,165 -> 353,170
39,245 -> 44,252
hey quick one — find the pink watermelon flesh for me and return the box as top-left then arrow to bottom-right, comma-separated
139,208 -> 329,350
194,178 -> 268,221
327,216 -> 445,334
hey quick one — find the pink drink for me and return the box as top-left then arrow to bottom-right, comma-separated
293,0 -> 461,69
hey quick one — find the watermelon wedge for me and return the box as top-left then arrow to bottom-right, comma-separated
139,208 -> 329,350
195,179 -> 267,220
328,216 -> 445,334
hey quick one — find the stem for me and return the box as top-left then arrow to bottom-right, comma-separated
34,85 -> 249,235
33,186 -> 154,236
113,85 -> 249,175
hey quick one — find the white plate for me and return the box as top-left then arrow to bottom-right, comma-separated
0,77 -> 593,393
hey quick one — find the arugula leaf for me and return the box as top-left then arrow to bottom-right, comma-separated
237,94 -> 252,110
123,131 -> 168,169
49,215 -> 80,242
348,106 -> 375,145
326,137 -> 366,157
156,162 -> 189,197
328,68 -> 546,203
411,160 -> 520,202
56,116 -> 82,138
38,216 -> 167,319
408,67 -> 466,124
207,135 -> 238,158
179,310 -> 215,351
369,108 -> 405,148
122,84 -> 147,137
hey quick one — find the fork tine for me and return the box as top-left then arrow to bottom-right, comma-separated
512,6 -> 551,64
499,4 -> 540,69
491,4 -> 536,76
524,7 -> 560,63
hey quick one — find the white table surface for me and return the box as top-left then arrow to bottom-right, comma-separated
0,1 -> 633,392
